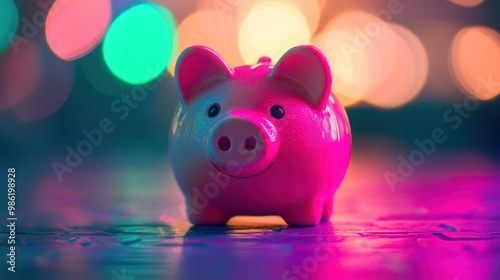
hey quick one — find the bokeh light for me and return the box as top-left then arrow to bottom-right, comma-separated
312,32 -> 362,107
198,0 -> 321,35
449,0 -> 483,7
46,0 -> 111,61
450,26 -> 500,100
364,24 -> 429,108
313,11 -> 399,107
103,3 -> 178,84
79,44 -> 136,97
394,25 -> 429,100
334,11 -> 397,98
238,2 -> 310,64
170,9 -> 243,75
313,11 -> 429,108
251,0 -> 321,34
11,45 -> 74,122
317,0 -> 328,9
0,0 -> 18,53
189,0 -> 319,70
0,42 -> 41,111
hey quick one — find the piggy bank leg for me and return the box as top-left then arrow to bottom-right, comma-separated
187,205 -> 230,225
321,196 -> 334,222
280,200 -> 323,226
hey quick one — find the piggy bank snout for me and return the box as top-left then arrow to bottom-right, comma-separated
208,114 -> 278,177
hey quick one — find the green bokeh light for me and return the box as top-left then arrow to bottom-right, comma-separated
103,3 -> 178,85
0,0 -> 19,53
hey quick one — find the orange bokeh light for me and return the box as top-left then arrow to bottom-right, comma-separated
313,11 -> 428,108
364,24 -> 429,108
448,0 -> 483,7
314,11 -> 398,107
312,31 -> 363,107
393,25 -> 429,103
170,9 -> 243,75
450,26 -> 500,100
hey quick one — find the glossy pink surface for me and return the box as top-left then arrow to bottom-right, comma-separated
170,46 -> 351,226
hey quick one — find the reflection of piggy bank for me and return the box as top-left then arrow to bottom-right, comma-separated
169,46 -> 351,226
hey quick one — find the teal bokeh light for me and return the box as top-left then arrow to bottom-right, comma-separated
0,0 -> 19,53
103,3 -> 178,85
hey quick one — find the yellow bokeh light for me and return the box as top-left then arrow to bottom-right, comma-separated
450,26 -> 500,100
198,0 -> 321,34
169,9 -> 243,75
238,2 -> 310,64
253,0 -> 320,34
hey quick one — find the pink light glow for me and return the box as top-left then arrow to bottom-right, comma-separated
0,42 -> 41,111
45,0 -> 111,61
12,47 -> 74,122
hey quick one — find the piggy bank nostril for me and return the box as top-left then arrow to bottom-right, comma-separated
218,136 -> 231,151
244,136 -> 257,151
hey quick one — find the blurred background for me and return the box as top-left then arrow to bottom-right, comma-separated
0,0 -> 499,229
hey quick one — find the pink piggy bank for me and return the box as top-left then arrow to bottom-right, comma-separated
169,46 -> 351,226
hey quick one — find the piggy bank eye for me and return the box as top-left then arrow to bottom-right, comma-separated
270,105 -> 285,119
207,103 -> 221,118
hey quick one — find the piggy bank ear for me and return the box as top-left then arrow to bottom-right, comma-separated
270,46 -> 332,110
175,46 -> 233,106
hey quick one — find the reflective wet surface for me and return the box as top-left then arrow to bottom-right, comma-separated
2,217 -> 500,280
1,147 -> 499,279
